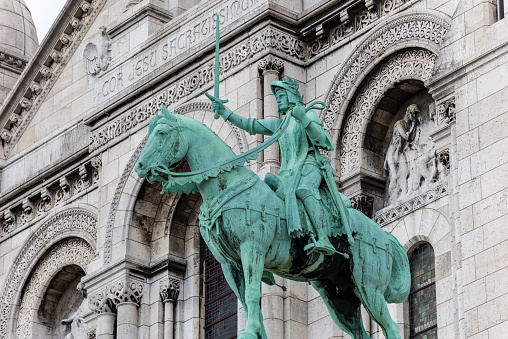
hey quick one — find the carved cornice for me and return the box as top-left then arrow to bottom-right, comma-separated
0,208 -> 98,338
257,56 -> 284,75
322,13 -> 449,132
17,238 -> 94,338
0,52 -> 28,74
0,0 -> 108,158
373,183 -> 448,227
160,277 -> 180,302
0,158 -> 99,240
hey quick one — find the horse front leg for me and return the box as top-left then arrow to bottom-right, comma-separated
239,240 -> 266,339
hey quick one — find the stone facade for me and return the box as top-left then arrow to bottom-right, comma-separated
0,0 -> 507,338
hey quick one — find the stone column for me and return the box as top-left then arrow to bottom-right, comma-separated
89,292 -> 116,339
261,276 -> 285,338
160,278 -> 181,339
97,313 -> 116,339
107,280 -> 144,339
257,56 -> 284,179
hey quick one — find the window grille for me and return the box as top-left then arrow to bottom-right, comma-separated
409,243 -> 438,339
203,244 -> 237,339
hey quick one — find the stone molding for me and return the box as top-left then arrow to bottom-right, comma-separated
0,0 -> 108,158
160,277 -> 180,302
16,238 -> 95,338
102,101 -> 247,263
339,49 -> 436,177
0,207 -> 98,338
0,52 -> 29,74
257,56 -> 284,75
0,158 -> 100,240
373,183 -> 448,227
89,278 -> 144,313
321,12 -> 449,134
350,194 -> 374,218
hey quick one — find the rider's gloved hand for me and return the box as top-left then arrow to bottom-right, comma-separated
205,92 -> 230,120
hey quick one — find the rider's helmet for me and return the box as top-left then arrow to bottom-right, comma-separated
270,77 -> 304,106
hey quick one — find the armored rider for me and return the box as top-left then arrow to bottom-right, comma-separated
208,77 -> 350,255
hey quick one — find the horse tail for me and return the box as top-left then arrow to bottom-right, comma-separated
383,231 -> 411,303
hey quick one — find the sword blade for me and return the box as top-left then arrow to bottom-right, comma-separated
214,14 -> 220,118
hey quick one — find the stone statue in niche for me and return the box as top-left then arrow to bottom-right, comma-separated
384,104 -> 438,205
61,283 -> 88,339
83,26 -> 112,76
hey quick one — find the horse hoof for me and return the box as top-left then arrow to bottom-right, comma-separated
238,331 -> 258,339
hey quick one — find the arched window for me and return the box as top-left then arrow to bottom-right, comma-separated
409,243 -> 438,338
203,241 -> 237,339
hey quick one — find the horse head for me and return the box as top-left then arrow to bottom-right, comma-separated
135,105 -> 188,184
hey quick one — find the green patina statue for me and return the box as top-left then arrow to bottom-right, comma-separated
135,15 -> 410,339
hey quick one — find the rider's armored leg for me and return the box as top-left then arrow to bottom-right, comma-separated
296,188 -> 335,256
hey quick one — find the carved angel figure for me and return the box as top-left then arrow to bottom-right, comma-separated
83,26 -> 111,76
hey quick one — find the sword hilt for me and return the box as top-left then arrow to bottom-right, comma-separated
205,92 -> 229,119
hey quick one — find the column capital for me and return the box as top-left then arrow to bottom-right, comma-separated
257,56 -> 284,76
350,194 -> 374,218
89,291 -> 115,314
107,279 -> 144,307
160,277 -> 180,302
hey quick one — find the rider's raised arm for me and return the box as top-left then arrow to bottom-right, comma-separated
225,110 -> 281,136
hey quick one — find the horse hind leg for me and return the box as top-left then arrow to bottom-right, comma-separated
359,288 -> 401,339
311,281 -> 371,339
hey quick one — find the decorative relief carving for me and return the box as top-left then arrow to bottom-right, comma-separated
384,104 -> 440,205
89,291 -> 113,314
0,0 -> 107,158
16,238 -> 95,338
0,52 -> 27,71
323,14 -> 449,131
107,279 -> 144,306
350,194 -> 374,218
373,183 -> 448,227
83,26 -> 112,76
160,277 -> 180,302
87,329 -> 97,339
0,209 -> 97,337
340,49 -> 436,176
436,97 -> 456,124
257,56 -> 284,75
437,149 -> 450,173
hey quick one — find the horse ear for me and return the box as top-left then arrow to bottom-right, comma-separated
161,104 -> 178,124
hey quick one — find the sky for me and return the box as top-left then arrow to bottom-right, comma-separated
24,0 -> 67,42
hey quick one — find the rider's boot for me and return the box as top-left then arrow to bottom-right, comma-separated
300,195 -> 336,256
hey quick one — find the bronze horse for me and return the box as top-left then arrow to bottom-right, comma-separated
135,106 -> 410,339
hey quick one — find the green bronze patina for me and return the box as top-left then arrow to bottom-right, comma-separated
134,15 -> 410,339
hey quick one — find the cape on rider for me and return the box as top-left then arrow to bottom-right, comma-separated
207,77 -> 349,255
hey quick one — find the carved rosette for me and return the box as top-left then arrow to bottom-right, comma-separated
350,194 -> 374,218
257,56 -> 284,75
160,277 -> 180,302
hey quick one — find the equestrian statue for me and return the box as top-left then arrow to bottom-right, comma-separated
134,15 -> 410,339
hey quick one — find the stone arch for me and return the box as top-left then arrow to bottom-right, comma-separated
321,11 -> 450,172
16,238 -> 94,338
103,101 -> 248,263
339,48 -> 436,178
0,205 -> 98,338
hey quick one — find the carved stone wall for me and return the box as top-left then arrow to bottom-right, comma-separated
0,207 -> 97,338
16,238 -> 94,338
